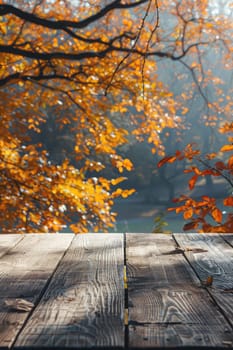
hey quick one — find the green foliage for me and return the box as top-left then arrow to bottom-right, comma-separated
152,212 -> 171,234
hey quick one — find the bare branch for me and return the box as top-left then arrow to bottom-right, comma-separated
0,44 -> 112,60
141,0 -> 160,97
0,1 -> 149,30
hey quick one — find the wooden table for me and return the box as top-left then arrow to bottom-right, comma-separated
0,233 -> 233,349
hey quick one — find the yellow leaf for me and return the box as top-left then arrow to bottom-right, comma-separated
205,23 -> 213,29
111,177 -> 127,186
220,144 -> 233,152
121,189 -> 135,198
123,159 -> 133,171
0,24 -> 7,35
181,107 -> 189,115
112,188 -> 123,198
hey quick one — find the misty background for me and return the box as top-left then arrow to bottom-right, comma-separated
30,0 -> 233,233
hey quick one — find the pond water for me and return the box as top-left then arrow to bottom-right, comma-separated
110,197 -> 186,233
110,193 -> 230,233
111,215 -> 185,233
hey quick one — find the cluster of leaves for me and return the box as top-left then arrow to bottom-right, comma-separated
0,137 -> 136,233
158,122 -> 233,233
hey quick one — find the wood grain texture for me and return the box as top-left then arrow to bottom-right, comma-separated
173,233 -> 233,289
126,233 -> 233,347
128,286 -> 227,326
129,324 -> 233,348
211,291 -> 233,328
222,234 -> 233,248
126,234 -> 200,288
174,233 -> 233,328
0,234 -> 23,259
0,234 -> 73,348
15,234 -> 125,348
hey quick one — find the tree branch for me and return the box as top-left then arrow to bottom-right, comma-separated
0,44 -> 112,60
0,1 -> 149,30
2,39 -> 211,61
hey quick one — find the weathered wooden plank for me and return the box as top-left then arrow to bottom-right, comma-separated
222,234 -> 233,247
126,233 -> 233,348
129,324 -> 233,348
14,234 -> 125,348
211,291 -> 233,330
126,233 -> 200,288
174,233 -> 233,328
0,234 -> 73,349
173,233 -> 233,289
128,286 -> 228,327
0,235 -> 23,259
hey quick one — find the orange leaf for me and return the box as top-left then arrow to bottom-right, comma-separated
175,150 -> 182,157
167,207 -> 176,211
202,275 -> 213,287
189,174 -> 198,190
215,161 -> 226,170
202,196 -> 211,202
184,168 -> 193,173
211,208 -> 222,223
202,169 -> 215,176
223,196 -> 233,206
184,208 -> 193,220
157,155 -> 176,168
228,155 -> 233,168
176,206 -> 186,214
220,144 -> 233,152
206,153 -> 217,160
193,167 -> 202,175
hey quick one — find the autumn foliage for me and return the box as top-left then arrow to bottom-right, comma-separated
158,122 -> 233,233
0,0 -> 232,232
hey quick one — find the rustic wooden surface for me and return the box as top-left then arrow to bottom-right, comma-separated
174,233 -> 233,329
0,234 -> 73,348
0,233 -> 232,349
15,234 -> 124,348
0,235 -> 23,259
126,233 -> 233,348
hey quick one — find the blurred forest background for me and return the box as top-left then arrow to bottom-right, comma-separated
32,0 -> 232,232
